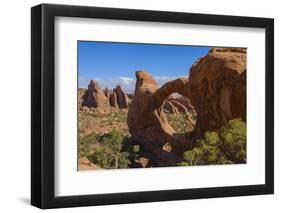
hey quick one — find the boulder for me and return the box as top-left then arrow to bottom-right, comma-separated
136,157 -> 150,168
78,157 -> 103,171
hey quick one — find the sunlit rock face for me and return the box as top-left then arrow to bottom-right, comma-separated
128,70 -> 192,158
127,48 -> 246,160
82,81 -> 129,110
114,85 -> 129,109
188,47 -> 246,132
82,80 -> 109,108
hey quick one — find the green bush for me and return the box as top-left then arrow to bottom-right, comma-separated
84,129 -> 131,169
132,145 -> 140,153
79,131 -> 100,158
178,118 -> 246,166
220,119 -> 246,163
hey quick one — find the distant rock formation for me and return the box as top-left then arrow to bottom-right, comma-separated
115,85 -> 129,109
82,80 -> 109,108
127,48 -> 246,164
78,88 -> 86,109
103,87 -> 110,99
109,90 -> 118,107
81,81 -> 129,110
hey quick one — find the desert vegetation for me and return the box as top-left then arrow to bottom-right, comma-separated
165,111 -> 196,133
79,102 -> 246,169
78,47 -> 247,170
178,118 -> 246,166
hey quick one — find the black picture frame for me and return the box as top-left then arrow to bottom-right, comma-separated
31,3 -> 274,209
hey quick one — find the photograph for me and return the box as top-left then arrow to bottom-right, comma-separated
77,41 -> 247,171
29,2 -> 274,209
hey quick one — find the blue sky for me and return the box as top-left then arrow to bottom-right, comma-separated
78,41 -> 210,91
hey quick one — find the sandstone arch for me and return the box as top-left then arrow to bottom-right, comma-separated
128,71 -> 194,157
127,48 -> 246,165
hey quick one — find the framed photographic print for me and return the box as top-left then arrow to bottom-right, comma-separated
31,3 -> 274,209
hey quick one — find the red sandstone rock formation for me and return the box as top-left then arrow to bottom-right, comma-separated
188,47 -> 246,131
78,157 -> 103,171
163,96 -> 197,130
81,82 -> 130,110
114,85 -> 129,109
82,80 -> 109,109
78,88 -> 86,109
127,71 -> 192,158
127,93 -> 134,99
174,96 -> 195,111
109,90 -> 118,107
164,100 -> 180,114
103,87 -> 110,99
127,48 -> 246,159
164,96 -> 195,114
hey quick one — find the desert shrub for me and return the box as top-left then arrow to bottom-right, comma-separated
87,129 -> 131,169
220,119 -> 246,163
178,118 -> 246,166
166,113 -> 193,133
120,137 -> 141,160
132,145 -> 140,153
79,131 -> 100,158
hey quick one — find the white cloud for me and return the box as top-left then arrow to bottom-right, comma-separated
79,75 -> 187,93
79,76 -> 135,93
154,76 -> 181,87
119,77 -> 134,86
